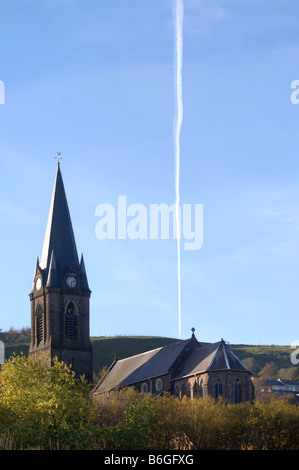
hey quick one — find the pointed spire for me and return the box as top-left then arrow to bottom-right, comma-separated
31,257 -> 40,292
35,256 -> 40,275
46,250 -> 60,287
80,253 -> 90,292
40,164 -> 79,278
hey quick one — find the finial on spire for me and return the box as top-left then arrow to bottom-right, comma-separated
55,152 -> 62,165
191,327 -> 195,337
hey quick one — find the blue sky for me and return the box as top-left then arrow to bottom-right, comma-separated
0,0 -> 299,345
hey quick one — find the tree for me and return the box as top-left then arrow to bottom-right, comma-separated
0,353 -> 95,449
242,357 -> 259,376
258,362 -> 279,380
93,388 -> 154,450
278,367 -> 299,381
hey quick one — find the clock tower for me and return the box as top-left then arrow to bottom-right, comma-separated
29,162 -> 92,382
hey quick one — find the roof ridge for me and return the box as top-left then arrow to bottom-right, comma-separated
116,346 -> 163,363
222,341 -> 230,369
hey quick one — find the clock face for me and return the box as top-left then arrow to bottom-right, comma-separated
36,278 -> 42,291
66,276 -> 77,288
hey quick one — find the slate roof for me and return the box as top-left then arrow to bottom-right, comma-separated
93,338 -> 194,394
93,337 -> 250,395
45,250 -> 60,288
174,339 -> 250,380
36,163 -> 90,291
39,163 -> 79,278
266,379 -> 299,387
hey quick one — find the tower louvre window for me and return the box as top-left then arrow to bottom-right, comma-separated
36,303 -> 43,345
37,315 -> 43,345
65,302 -> 77,337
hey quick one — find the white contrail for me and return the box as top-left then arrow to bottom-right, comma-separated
174,0 -> 183,338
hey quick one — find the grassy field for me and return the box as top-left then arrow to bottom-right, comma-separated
2,332 -> 295,379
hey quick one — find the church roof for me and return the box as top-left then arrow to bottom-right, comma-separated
39,163 -> 80,278
173,339 -> 250,380
93,337 -> 251,395
93,338 -> 195,394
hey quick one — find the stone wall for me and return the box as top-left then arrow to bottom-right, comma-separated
172,370 -> 254,403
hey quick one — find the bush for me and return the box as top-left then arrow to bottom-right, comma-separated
1,356 -> 299,450
0,353 -> 95,449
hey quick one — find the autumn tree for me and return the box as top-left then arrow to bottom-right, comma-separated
258,361 -> 279,380
0,353 -> 95,449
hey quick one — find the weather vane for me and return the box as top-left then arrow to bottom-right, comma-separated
55,151 -> 62,165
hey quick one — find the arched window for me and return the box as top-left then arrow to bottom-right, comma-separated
65,302 -> 77,337
215,378 -> 222,400
174,383 -> 181,398
36,303 -> 43,345
197,379 -> 203,398
235,378 -> 242,404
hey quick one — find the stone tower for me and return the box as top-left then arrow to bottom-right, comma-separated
29,162 -> 92,382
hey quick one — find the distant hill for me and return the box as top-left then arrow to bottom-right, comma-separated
91,337 -> 294,379
0,329 -> 181,374
1,329 -> 295,380
91,335 -> 181,374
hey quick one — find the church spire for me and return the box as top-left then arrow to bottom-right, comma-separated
39,163 -> 79,279
79,253 -> 90,292
45,250 -> 60,288
29,159 -> 92,382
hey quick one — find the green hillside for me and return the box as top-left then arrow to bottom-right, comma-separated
91,336 -> 180,374
1,329 -> 296,380
1,331 -> 181,375
91,337 -> 294,378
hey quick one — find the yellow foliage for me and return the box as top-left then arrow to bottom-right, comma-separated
0,356 -> 299,450
0,353 -> 94,449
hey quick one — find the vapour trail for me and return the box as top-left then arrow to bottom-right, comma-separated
174,0 -> 183,338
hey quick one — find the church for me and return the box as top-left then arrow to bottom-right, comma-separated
93,332 -> 254,404
29,163 -> 254,403
29,162 -> 92,382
